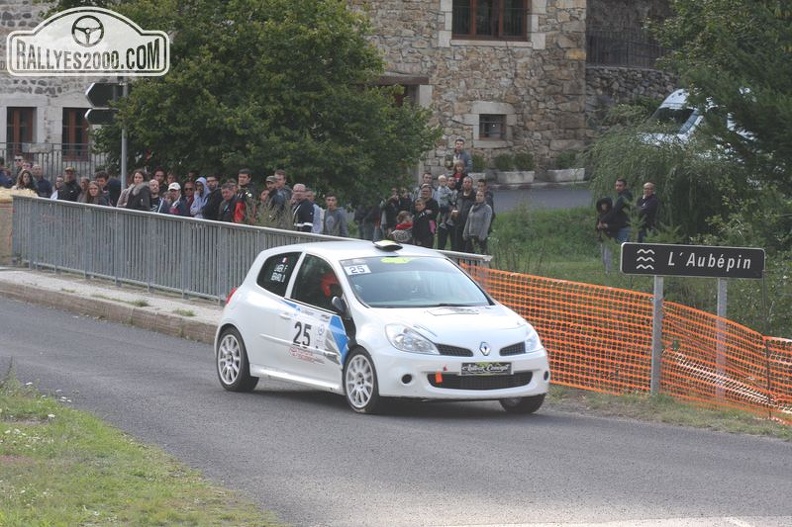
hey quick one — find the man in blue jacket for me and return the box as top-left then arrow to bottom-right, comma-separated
167,182 -> 190,216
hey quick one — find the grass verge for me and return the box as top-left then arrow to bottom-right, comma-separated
490,204 -> 792,338
549,385 -> 792,441
0,368 -> 282,527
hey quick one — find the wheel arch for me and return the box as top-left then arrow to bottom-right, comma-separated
215,322 -> 241,350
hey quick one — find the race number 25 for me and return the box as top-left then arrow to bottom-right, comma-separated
293,321 -> 312,347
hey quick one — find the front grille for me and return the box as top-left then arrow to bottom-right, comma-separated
500,342 -> 525,356
427,372 -> 533,390
436,344 -> 473,357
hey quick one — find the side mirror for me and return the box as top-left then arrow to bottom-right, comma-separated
331,296 -> 349,318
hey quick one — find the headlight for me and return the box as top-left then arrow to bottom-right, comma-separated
385,324 -> 439,354
525,328 -> 544,353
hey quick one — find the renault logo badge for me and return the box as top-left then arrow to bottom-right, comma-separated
480,342 -> 491,356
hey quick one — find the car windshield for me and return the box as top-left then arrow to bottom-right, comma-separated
340,255 -> 492,308
649,107 -> 700,134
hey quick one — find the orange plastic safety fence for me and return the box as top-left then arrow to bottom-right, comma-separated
765,337 -> 792,423
464,265 -> 792,425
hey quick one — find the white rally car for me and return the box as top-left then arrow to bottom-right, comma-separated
214,240 -> 550,414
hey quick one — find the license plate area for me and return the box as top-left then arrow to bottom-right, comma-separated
460,362 -> 512,376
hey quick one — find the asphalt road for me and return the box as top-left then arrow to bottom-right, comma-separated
494,184 -> 592,213
1,297 -> 790,527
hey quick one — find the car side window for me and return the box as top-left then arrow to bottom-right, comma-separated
256,252 -> 301,297
291,254 -> 339,311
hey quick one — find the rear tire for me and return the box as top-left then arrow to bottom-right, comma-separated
216,327 -> 259,392
343,349 -> 384,414
500,394 -> 545,414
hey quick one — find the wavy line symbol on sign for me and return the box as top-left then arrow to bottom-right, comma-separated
634,248 -> 656,270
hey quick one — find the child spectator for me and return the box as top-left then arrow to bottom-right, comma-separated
389,210 -> 413,244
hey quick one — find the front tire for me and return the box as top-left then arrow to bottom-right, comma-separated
343,349 -> 384,414
216,327 -> 259,392
500,394 -> 545,414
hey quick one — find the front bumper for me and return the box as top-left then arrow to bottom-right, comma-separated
374,349 -> 550,401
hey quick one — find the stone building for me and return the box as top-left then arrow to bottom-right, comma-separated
0,0 -> 107,177
585,0 -> 676,135
351,0 -> 589,173
1,0 -> 673,178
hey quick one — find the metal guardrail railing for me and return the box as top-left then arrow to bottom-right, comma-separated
11,196 -> 491,301
1,143 -> 109,182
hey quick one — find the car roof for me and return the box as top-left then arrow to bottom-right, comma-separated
263,240 -> 445,261
659,88 -> 690,109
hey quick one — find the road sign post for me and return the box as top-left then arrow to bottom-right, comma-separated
650,276 -> 663,394
84,108 -> 116,125
85,81 -> 120,125
85,80 -> 128,179
85,82 -> 121,108
620,242 -> 765,395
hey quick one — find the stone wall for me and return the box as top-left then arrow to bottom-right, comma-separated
585,65 -> 677,133
350,0 -> 589,173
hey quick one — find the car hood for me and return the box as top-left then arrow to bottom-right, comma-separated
370,304 -> 530,339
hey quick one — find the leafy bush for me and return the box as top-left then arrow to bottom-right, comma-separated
585,123 -> 755,242
493,153 -> 516,171
513,150 -> 535,171
554,150 -> 579,169
492,150 -> 535,172
601,102 -> 654,127
471,153 -> 487,172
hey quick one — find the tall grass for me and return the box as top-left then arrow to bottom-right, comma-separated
488,205 -> 792,338
489,205 -> 599,276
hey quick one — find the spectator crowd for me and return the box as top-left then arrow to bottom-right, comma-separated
0,138 -> 495,254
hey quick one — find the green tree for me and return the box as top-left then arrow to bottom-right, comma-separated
586,122 -> 756,243
65,0 -> 437,201
653,0 -> 792,192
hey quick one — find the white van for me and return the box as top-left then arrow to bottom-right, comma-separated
642,88 -> 751,147
642,89 -> 703,145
